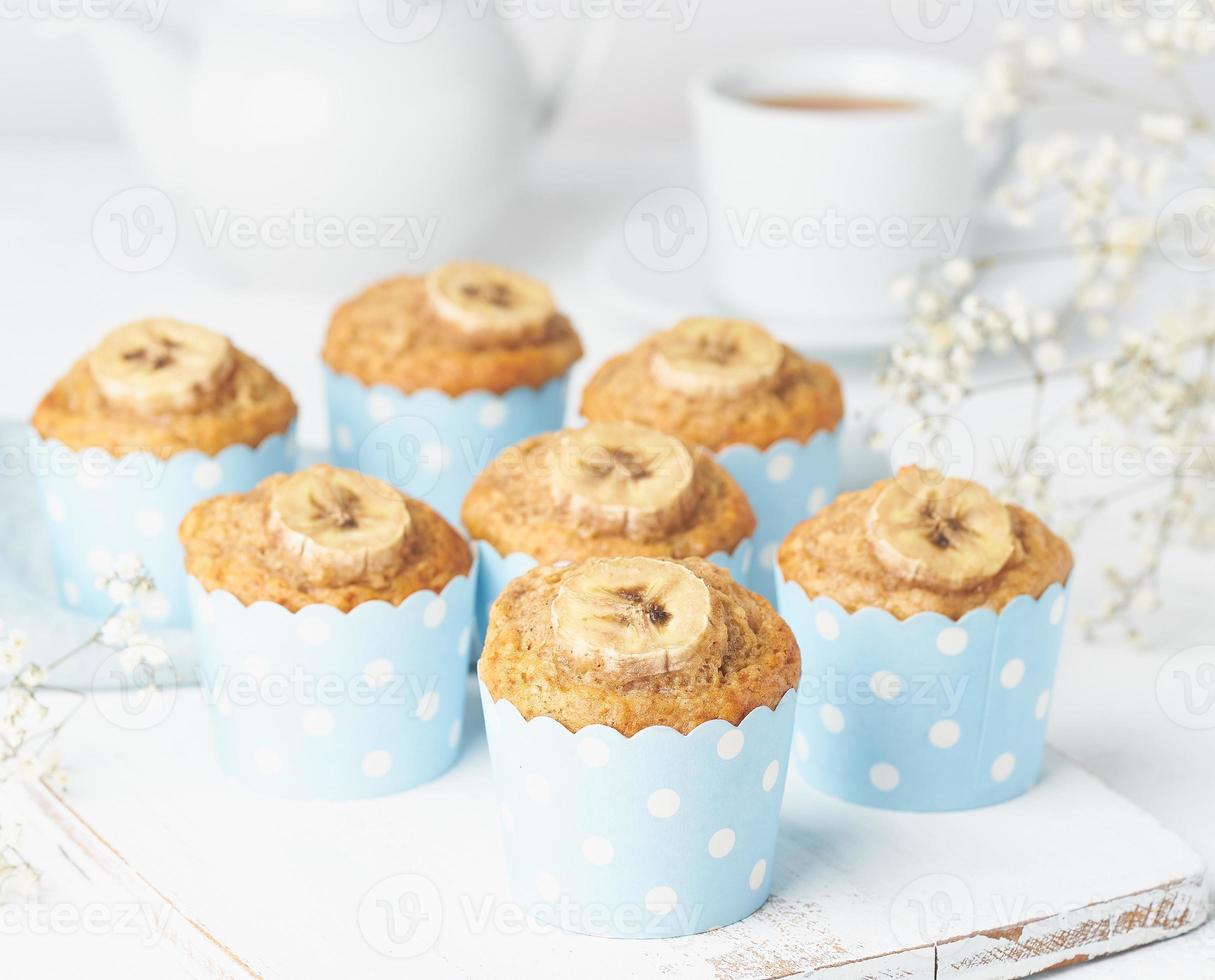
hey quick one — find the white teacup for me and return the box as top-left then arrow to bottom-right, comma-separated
691,49 -> 1010,321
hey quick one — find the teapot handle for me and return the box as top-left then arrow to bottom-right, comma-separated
534,17 -> 616,131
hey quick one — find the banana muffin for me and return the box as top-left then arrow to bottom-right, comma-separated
480,556 -> 800,735
181,464 -> 472,612
779,467 -> 1074,620
322,260 -> 583,396
33,318 -> 296,457
580,317 -> 841,451
462,422 -> 754,563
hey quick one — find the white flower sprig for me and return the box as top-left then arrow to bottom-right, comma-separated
0,556 -> 167,897
0,823 -> 40,899
873,3 -> 1215,643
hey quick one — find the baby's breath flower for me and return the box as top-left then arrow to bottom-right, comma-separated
1139,113 -> 1190,146
113,553 -> 143,581
1034,341 -> 1066,372
941,258 -> 976,288
16,665 -> 45,690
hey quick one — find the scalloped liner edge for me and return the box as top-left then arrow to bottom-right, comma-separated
26,421 -> 298,466
479,680 -> 798,741
188,549 -> 479,619
324,366 -> 571,405
473,533 -> 755,567
776,567 -> 1071,629
698,424 -> 841,462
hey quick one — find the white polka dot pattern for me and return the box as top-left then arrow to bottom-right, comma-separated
936,626 -> 968,656
478,683 -> 797,938
36,424 -> 296,629
578,738 -> 610,768
186,557 -> 475,801
716,430 -> 842,603
192,460 -> 223,490
765,454 -> 793,483
870,762 -> 900,791
361,750 -> 393,778
777,582 -> 1070,811
647,788 -> 680,818
820,704 -> 845,734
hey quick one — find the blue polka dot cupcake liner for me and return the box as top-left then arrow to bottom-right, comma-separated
324,368 -> 571,526
716,429 -> 841,601
472,537 -> 755,643
186,559 -> 476,800
479,678 -> 797,939
776,571 -> 1070,811
30,426 -> 297,629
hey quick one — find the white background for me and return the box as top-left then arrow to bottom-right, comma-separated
3,1 -> 1215,976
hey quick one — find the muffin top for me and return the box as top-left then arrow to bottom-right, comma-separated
480,556 -> 800,735
580,317 -> 843,452
32,319 -> 297,457
462,422 -> 755,563
779,467 -> 1074,620
181,464 -> 472,612
322,261 -> 583,397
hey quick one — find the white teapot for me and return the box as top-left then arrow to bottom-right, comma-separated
88,0 -> 603,286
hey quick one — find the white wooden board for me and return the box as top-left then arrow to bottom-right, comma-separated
7,683 -> 1208,980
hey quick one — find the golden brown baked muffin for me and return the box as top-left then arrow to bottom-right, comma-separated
580,317 -> 842,451
480,556 -> 800,735
779,467 -> 1074,620
462,422 -> 755,562
181,464 -> 472,613
322,261 -> 583,396
32,319 -> 296,457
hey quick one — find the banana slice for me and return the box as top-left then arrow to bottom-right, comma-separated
866,467 -> 1016,591
550,422 -> 698,539
425,261 -> 555,341
649,317 -> 783,397
551,557 -> 719,681
87,319 -> 236,414
268,465 -> 411,585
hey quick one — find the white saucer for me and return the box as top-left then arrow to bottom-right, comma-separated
583,228 -> 911,353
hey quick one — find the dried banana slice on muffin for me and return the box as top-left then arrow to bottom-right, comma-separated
87,319 -> 237,415
779,466 -> 1073,619
649,317 -> 784,397
268,465 -> 412,585
181,463 -> 472,611
866,470 -> 1017,592
550,556 -> 725,682
461,422 -> 754,563
549,422 -> 698,539
425,261 -> 556,344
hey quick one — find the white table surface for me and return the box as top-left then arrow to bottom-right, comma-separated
2,142 -> 1213,978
